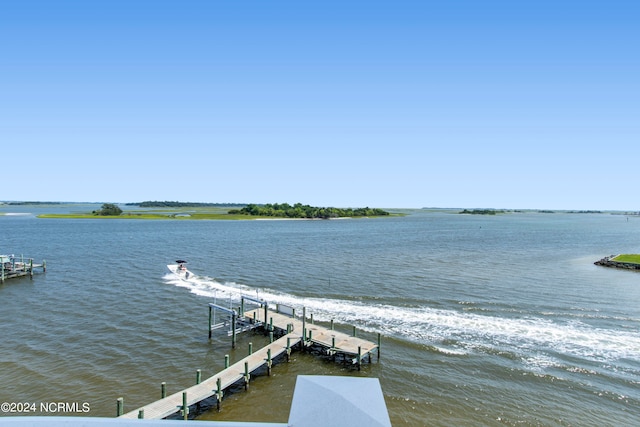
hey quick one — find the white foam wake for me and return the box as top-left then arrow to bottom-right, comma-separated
163,273 -> 640,364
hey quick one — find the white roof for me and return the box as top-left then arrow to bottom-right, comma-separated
287,375 -> 392,427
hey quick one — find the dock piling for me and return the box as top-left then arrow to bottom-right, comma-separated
196,369 -> 202,384
116,397 -> 124,417
181,392 -> 188,420
244,362 -> 250,390
138,409 -> 144,419
216,377 -> 223,411
263,304 -> 268,327
266,348 -> 272,376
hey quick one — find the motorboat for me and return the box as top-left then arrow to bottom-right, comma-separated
167,259 -> 194,280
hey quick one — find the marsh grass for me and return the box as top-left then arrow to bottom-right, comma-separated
38,206 -> 258,220
612,254 -> 640,264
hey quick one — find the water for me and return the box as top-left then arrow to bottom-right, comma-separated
1,207 -> 639,426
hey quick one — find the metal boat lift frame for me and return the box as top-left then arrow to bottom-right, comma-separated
208,295 -> 268,348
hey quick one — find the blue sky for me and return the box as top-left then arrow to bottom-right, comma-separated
1,1 -> 638,209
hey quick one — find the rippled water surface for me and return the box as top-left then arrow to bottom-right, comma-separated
1,207 -> 639,426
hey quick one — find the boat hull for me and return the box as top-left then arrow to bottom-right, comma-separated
167,264 -> 194,280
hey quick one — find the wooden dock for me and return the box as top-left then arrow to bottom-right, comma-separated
120,332 -> 301,419
1,255 -> 46,282
118,305 -> 380,420
255,309 -> 379,360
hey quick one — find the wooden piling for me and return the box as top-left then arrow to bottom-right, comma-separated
181,392 -> 188,420
263,304 -> 268,327
196,369 -> 202,384
161,382 -> 166,398
266,348 -> 272,376
244,361 -> 250,390
216,378 -> 223,411
116,397 -> 124,417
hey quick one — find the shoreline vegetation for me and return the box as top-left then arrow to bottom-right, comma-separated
229,203 -> 390,219
595,254 -> 640,271
31,201 -> 393,220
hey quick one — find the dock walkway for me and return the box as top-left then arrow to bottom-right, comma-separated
120,331 -> 301,419
119,307 -> 380,420
257,309 -> 379,358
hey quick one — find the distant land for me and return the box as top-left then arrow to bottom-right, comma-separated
459,209 -> 506,215
127,201 -> 247,208
228,203 -> 390,219
6,201 -> 392,220
2,201 -> 65,205
1,201 -> 638,217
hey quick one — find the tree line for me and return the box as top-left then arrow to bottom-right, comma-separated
93,203 -> 123,216
228,203 -> 390,219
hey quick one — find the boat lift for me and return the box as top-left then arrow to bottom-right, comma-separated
208,295 -> 268,348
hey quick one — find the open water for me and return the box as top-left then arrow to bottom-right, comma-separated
1,206 -> 639,426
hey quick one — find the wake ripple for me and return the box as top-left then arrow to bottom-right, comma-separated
163,273 -> 640,368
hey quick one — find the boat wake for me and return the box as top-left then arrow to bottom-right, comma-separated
162,273 -> 640,372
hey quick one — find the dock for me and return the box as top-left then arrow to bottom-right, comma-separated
118,301 -> 380,420
1,254 -> 46,282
